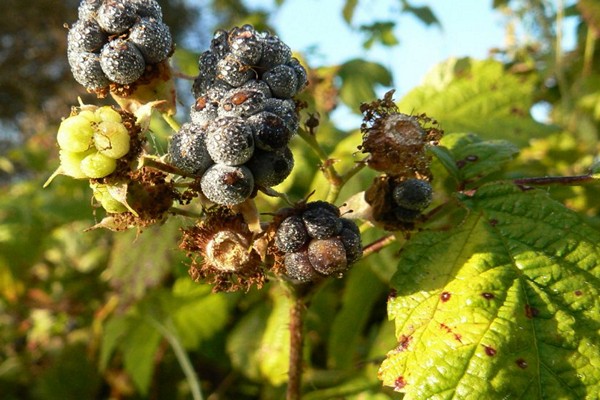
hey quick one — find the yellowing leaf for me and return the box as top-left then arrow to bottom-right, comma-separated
379,182 -> 600,399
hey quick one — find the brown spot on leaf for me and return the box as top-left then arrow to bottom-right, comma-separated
440,292 -> 451,302
525,304 -> 539,319
456,159 -> 467,169
483,345 -> 497,356
388,288 -> 397,300
482,292 -> 495,299
440,323 -> 452,333
516,358 -> 528,369
454,333 -> 463,343
574,290 -> 583,296
394,376 -> 406,391
396,334 -> 412,351
489,219 -> 498,227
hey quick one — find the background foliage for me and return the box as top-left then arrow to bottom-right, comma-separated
1,0 -> 599,399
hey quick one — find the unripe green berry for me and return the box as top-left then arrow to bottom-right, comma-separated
91,183 -> 128,213
80,151 -> 117,178
57,114 -> 94,153
93,121 -> 130,159
95,106 -> 122,123
59,149 -> 94,179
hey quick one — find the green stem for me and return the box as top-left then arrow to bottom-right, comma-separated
583,25 -> 596,77
286,285 -> 305,400
148,318 -> 204,400
162,113 -> 181,132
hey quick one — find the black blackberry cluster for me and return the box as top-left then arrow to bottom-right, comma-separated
67,0 -> 173,92
390,178 -> 433,222
169,25 -> 307,206
274,202 -> 362,283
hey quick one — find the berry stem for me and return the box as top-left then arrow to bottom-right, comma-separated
141,156 -> 197,178
297,128 -> 343,187
286,285 -> 306,400
362,234 -> 400,258
162,112 -> 181,132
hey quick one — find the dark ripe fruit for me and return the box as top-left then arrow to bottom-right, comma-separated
192,51 -> 219,98
287,58 -> 308,92
247,147 -> 294,188
263,64 -> 298,99
307,238 -> 348,275
210,29 -> 230,58
68,51 -> 110,89
302,206 -> 343,239
78,0 -> 102,21
229,25 -> 263,64
392,178 -> 433,211
218,88 -> 265,118
189,102 -> 218,128
259,35 -> 292,69
206,117 -> 254,166
263,98 -> 299,132
96,0 -> 137,34
216,55 -> 254,87
393,206 -> 421,223
338,227 -> 362,264
68,20 -> 106,53
305,200 -> 341,217
275,215 -> 309,253
168,123 -> 213,176
340,217 -> 360,235
284,251 -> 318,283
200,164 -> 254,205
130,0 -> 163,19
129,17 -> 173,64
240,79 -> 272,98
248,111 -> 292,151
100,38 -> 146,84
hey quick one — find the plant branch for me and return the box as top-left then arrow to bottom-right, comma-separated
513,174 -> 599,187
287,285 -> 306,400
362,234 -> 398,258
298,128 -> 343,193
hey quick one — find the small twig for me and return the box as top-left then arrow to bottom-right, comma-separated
362,234 -> 397,258
286,286 -> 305,400
162,112 -> 181,132
513,174 -> 599,187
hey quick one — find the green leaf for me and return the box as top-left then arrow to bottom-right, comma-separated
338,59 -> 393,112
342,0 -> 358,24
122,319 -> 162,395
401,2 -> 440,27
380,182 -> 600,398
328,265 -> 387,369
440,132 -> 520,184
399,58 -> 557,146
99,315 -> 132,371
359,22 -> 399,49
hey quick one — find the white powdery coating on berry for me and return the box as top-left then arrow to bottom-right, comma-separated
258,35 -> 292,69
392,178 -> 433,211
96,0 -> 137,34
129,17 -> 172,64
68,19 -> 106,53
217,55 -> 254,87
229,25 -> 263,64
263,64 -> 298,99
206,231 -> 252,272
307,238 -> 348,275
131,0 -> 163,19
78,0 -> 102,21
169,123 -> 213,175
200,164 -> 254,205
206,118 -> 254,166
246,147 -> 294,188
284,251 -> 318,283
100,38 -> 146,84
275,215 -> 309,253
69,51 -> 110,89
218,88 -> 266,119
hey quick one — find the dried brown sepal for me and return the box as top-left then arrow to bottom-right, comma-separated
360,90 -> 443,180
180,209 -> 265,292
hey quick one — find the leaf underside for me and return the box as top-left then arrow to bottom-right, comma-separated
379,182 -> 600,399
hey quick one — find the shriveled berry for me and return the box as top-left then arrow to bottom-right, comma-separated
307,238 -> 347,275
100,38 -> 146,84
259,35 -> 292,69
67,20 -> 106,53
68,51 -> 110,90
168,123 -> 213,176
263,64 -> 298,98
96,0 -> 137,34
392,178 -> 433,211
217,55 -> 254,87
248,111 -> 292,151
247,147 -> 294,187
275,216 -> 309,253
129,17 -> 172,64
284,251 -> 318,283
302,206 -> 343,239
229,25 -> 263,64
80,151 -> 117,178
206,117 -> 254,166
218,88 -> 265,118
200,164 -> 254,205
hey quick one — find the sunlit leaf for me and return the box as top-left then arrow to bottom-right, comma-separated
379,182 -> 600,398
343,0 -> 359,23
338,59 -> 393,112
400,1 -> 440,27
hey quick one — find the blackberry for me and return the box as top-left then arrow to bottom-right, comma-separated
275,216 -> 309,253
96,0 -> 137,35
210,29 -> 230,59
287,58 -> 308,92
129,17 -> 173,64
284,252 -> 318,283
100,38 -> 146,85
78,0 -> 102,21
217,55 -> 254,87
307,238 -> 348,275
67,20 -> 107,54
168,123 -> 213,176
240,79 -> 272,98
131,0 -> 163,19
247,147 -> 294,188
205,118 -> 254,166
248,111 -> 292,151
68,51 -> 110,90
392,178 -> 433,211
393,206 -> 421,223
192,51 -> 219,97
259,35 -> 292,69
200,164 -> 254,206
302,205 -> 343,239
338,225 -> 362,264
189,102 -> 218,128
263,64 -> 298,99
305,200 -> 341,217
228,25 -> 263,64
218,88 -> 266,118
263,98 -> 299,132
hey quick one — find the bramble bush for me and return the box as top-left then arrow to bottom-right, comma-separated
1,1 -> 600,399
